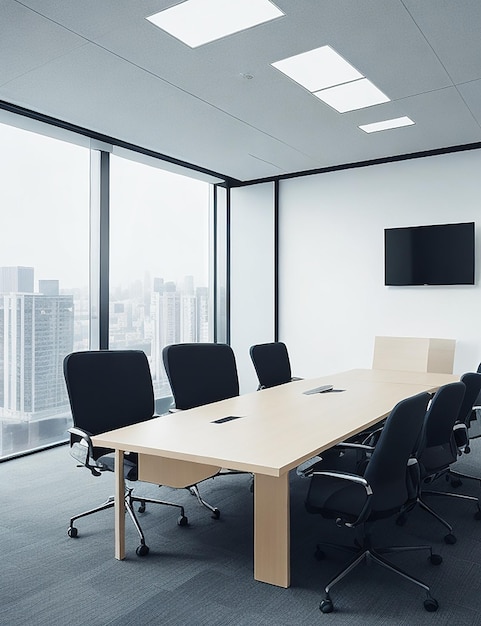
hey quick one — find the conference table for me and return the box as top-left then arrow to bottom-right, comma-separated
92,368 -> 458,588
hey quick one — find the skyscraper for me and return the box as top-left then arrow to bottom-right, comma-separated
181,291 -> 197,343
151,281 -> 180,382
196,286 -> 210,342
38,279 -> 59,296
0,267 -> 35,409
0,266 -> 34,294
149,277 -> 210,385
0,274 -> 74,419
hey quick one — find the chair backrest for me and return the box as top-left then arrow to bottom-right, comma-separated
474,363 -> 481,407
417,381 -> 466,474
363,391 -> 431,513
466,364 -> 481,439
458,372 -> 481,425
421,381 -> 466,447
249,342 -> 292,389
162,343 -> 239,410
63,350 -> 155,435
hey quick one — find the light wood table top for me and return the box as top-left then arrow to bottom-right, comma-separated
92,368 -> 459,588
93,368 -> 458,478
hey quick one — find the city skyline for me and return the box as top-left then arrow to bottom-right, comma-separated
0,265 -> 211,458
0,121 -> 212,459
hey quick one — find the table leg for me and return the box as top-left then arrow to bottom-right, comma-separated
254,472 -> 290,587
114,449 -> 125,560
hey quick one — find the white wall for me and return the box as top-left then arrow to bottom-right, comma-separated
279,149 -> 481,377
230,182 -> 275,392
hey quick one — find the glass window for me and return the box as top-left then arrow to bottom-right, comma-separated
109,156 -> 212,413
0,122 -> 89,459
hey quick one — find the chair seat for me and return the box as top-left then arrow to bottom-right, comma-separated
306,449 -> 412,520
305,475 -> 367,521
309,447 -> 369,475
420,443 -> 457,478
97,452 -> 139,482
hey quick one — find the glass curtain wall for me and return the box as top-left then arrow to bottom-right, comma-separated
0,122 -> 90,460
0,120 -> 218,460
109,155 -> 212,413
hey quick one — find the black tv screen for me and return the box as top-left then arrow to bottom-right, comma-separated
384,222 -> 475,286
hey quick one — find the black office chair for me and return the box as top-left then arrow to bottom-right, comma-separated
162,342 -> 251,497
249,341 -> 302,390
304,391 -> 440,613
468,362 -> 481,440
64,350 -> 190,557
398,380 -> 481,544
163,342 -> 240,409
450,370 -> 481,484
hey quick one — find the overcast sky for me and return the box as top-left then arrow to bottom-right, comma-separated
0,122 -> 209,292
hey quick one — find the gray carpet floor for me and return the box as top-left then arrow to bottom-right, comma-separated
2,440 -> 481,625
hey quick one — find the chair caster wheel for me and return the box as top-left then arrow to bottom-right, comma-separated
212,508 -> 220,520
138,502 -> 146,513
424,597 -> 439,612
444,533 -> 456,544
314,546 -> 326,561
430,554 -> 442,565
177,515 -> 189,526
319,598 -> 333,613
67,526 -> 78,538
136,544 -> 149,556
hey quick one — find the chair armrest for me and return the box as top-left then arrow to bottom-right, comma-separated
453,422 -> 469,453
469,408 -> 479,424
334,442 -> 375,452
69,425 -> 93,442
406,457 -> 420,499
299,443 -> 374,478
68,426 -> 102,476
360,426 -> 384,446
310,470 -> 373,528
342,425 -> 385,446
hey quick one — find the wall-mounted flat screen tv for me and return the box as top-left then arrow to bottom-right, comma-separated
384,222 -> 475,286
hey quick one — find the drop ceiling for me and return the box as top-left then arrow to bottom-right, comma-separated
1,0 -> 481,184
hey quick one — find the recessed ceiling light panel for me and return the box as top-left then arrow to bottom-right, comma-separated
147,0 -> 284,48
359,116 -> 415,133
272,45 -> 363,92
313,78 -> 390,113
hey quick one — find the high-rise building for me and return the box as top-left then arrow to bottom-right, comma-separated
151,282 -> 180,381
38,279 -> 59,296
150,278 -> 210,385
183,275 -> 195,295
181,292 -> 197,343
1,292 -> 74,418
153,277 -> 164,293
196,287 -> 210,342
0,266 -> 34,294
